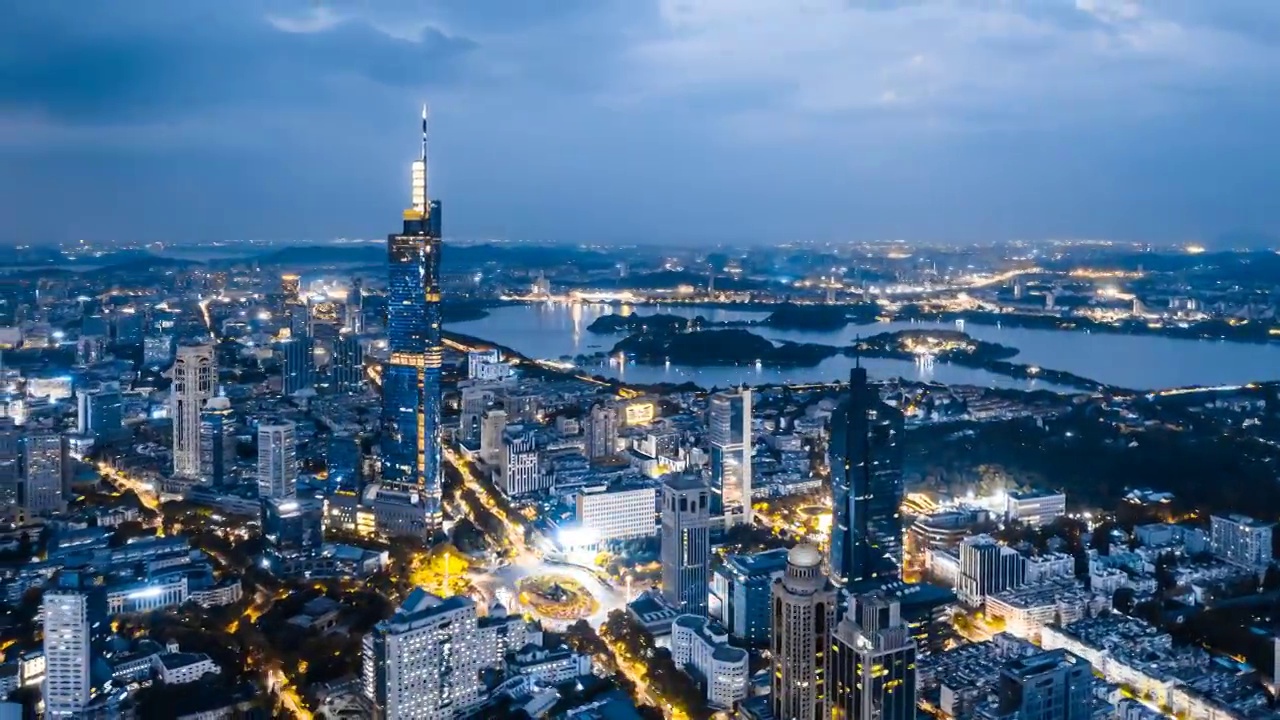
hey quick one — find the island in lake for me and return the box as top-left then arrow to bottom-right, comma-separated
610,328 -> 838,366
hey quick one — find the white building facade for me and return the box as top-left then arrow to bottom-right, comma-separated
171,343 -> 217,479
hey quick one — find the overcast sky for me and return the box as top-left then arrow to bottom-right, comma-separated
2,0 -> 1279,247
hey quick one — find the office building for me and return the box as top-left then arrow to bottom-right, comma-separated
499,426 -> 543,497
708,387 -> 752,526
362,589 -> 484,720
327,432 -> 361,491
771,544 -> 837,720
0,419 -> 19,509
480,408 -> 508,465
711,548 -> 789,646
257,420 -> 297,500
829,366 -> 904,588
467,349 -> 511,381
199,397 -> 236,487
1210,514 -> 1274,570
459,386 -> 495,445
22,433 -> 65,514
112,310 -> 145,345
76,385 -> 122,441
43,575 -> 110,718
584,402 -> 619,462
332,334 -> 365,394
831,592 -> 917,720
279,334 -> 316,395
143,334 -> 173,367
996,649 -> 1091,720
262,497 -> 324,557
171,343 -> 217,478
380,107 -> 444,536
575,484 -> 657,545
345,278 -> 365,333
661,475 -> 712,616
958,535 -> 1025,605
671,614 -> 749,709
1006,491 -> 1067,528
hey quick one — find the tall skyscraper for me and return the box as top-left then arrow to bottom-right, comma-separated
831,592 -> 918,720
22,433 -> 65,515
829,366 -> 904,588
708,387 -> 752,526
661,475 -> 712,616
278,334 -> 316,395
171,343 -> 217,479
257,420 -> 297,500
584,402 -> 619,462
996,649 -> 1091,720
380,106 -> 444,534
199,397 -> 236,486
362,589 -> 485,720
772,544 -> 837,720
43,574 -> 110,718
345,278 -> 365,333
332,334 -> 365,394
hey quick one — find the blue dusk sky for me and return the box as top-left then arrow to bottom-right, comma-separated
1,0 -> 1279,246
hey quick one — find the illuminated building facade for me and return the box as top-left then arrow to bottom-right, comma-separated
708,387 -> 752,526
829,367 -> 904,588
661,475 -> 712,616
830,592 -> 917,720
171,343 -> 217,479
380,107 -> 444,536
199,397 -> 236,487
257,420 -> 297,500
771,545 -> 836,720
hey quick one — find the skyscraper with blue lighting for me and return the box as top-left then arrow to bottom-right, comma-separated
380,106 -> 444,536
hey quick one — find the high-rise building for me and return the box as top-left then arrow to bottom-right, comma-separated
996,649 -> 1091,720
661,475 -> 712,616
958,535 -> 1025,605
22,433 -> 65,514
0,419 -> 18,511
332,334 -> 365,394
499,426 -> 543,497
831,592 -> 918,720
479,408 -> 508,465
829,366 -> 904,588
345,278 -> 365,333
77,385 -> 123,441
459,386 -> 495,445
171,343 -> 217,479
43,574 -> 110,718
772,544 -> 837,720
584,402 -> 619,462
278,334 -> 316,395
327,432 -> 361,491
379,106 -> 444,535
362,589 -> 485,720
143,334 -> 173,367
575,483 -> 657,545
257,420 -> 297,500
708,387 -> 752,526
711,548 -> 790,647
199,397 -> 236,486
671,614 -> 749,709
262,496 -> 324,558
1210,514 -> 1274,570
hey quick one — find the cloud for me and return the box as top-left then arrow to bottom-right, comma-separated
0,1 -> 477,127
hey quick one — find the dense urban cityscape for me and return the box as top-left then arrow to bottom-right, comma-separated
7,0 -> 1280,715
0,106 -> 1278,720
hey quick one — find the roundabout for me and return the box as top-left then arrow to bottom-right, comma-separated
516,574 -> 600,621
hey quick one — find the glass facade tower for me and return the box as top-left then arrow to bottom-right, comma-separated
380,106 -> 444,535
829,366 -> 905,588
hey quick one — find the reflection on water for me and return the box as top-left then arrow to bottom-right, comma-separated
446,303 -> 1280,391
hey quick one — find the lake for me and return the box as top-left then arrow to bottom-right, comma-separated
444,303 -> 1077,392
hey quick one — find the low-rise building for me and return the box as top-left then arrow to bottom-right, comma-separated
153,652 -> 220,685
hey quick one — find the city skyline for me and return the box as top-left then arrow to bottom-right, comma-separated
3,1 -> 1280,246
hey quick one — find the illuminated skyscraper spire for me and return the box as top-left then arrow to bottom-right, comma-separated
411,104 -> 429,216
